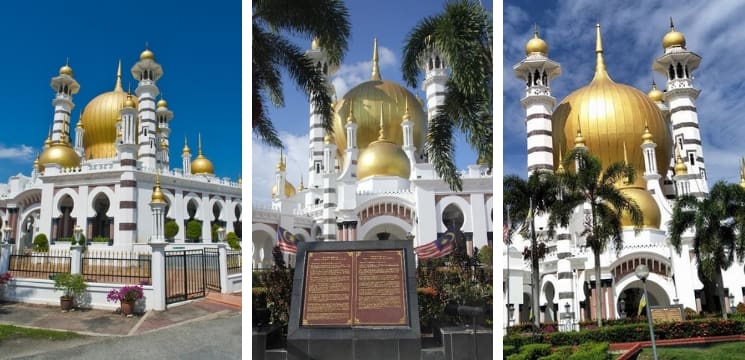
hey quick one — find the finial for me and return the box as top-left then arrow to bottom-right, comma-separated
402,97 -> 411,122
533,23 -> 538,37
198,133 -> 203,155
670,17 -> 675,30
66,57 -> 69,66
114,60 -> 123,92
346,99 -> 355,124
299,175 -> 304,191
378,103 -> 386,140
145,41 -> 149,50
593,24 -> 609,80
623,142 -> 628,164
371,37 -> 381,80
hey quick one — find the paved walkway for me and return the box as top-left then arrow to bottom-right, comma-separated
0,292 -> 242,337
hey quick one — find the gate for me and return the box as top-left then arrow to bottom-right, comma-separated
164,248 -> 222,305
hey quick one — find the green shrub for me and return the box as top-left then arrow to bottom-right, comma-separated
478,245 -> 492,266
417,287 -> 442,332
227,232 -> 241,250
185,219 -> 201,241
252,287 -> 267,308
265,246 -> 294,327
33,233 -> 49,252
509,343 -> 551,360
504,345 -> 517,357
92,236 -> 109,243
685,307 -> 699,319
164,220 -> 179,239
567,342 -> 609,360
211,223 -> 220,242
253,270 -> 268,287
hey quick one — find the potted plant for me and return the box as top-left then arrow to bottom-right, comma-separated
53,273 -> 87,311
107,284 -> 144,316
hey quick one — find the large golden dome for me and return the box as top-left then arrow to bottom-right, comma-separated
81,61 -> 137,159
332,39 -> 425,163
618,187 -> 661,228
38,142 -> 81,172
552,25 -> 672,228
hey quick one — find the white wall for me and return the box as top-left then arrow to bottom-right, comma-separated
2,279 -> 155,311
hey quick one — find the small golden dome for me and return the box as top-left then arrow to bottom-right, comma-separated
157,98 -> 168,108
140,48 -> 155,61
311,37 -> 320,49
272,181 -> 296,198
298,176 -> 305,191
38,142 -> 81,171
151,175 -> 166,204
662,19 -> 686,49
574,128 -> 585,147
642,125 -> 655,143
324,134 -> 333,144
618,186 -> 661,228
33,157 -> 40,168
276,154 -> 286,172
357,139 -> 411,180
525,26 -> 548,55
191,155 -> 215,175
160,139 -> 167,150
182,137 -> 191,155
123,95 -> 136,108
674,149 -> 688,176
44,136 -> 52,148
648,83 -> 664,102
555,162 -> 566,175
59,64 -> 73,76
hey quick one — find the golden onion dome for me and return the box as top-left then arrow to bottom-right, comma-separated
151,175 -> 166,204
618,187 -> 661,228
123,95 -> 136,109
553,24 -> 672,189
525,26 -> 548,55
81,62 -> 137,159
182,137 -> 191,155
642,124 -> 655,143
332,39 -> 425,162
33,157 -> 40,169
574,128 -> 586,147
357,139 -> 411,180
38,142 -> 81,172
674,149 -> 688,176
140,48 -> 155,60
272,181 -> 297,198
648,83 -> 664,102
157,98 -> 168,108
59,64 -> 73,76
662,18 -> 686,49
191,155 -> 215,175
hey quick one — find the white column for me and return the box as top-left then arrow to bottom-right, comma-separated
0,243 -> 11,274
70,245 -> 83,274
218,243 -> 229,293
149,242 -> 167,311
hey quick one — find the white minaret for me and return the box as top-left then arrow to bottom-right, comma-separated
305,37 -> 338,190
513,26 -> 561,175
341,100 -> 358,179
118,94 -> 138,146
74,114 -> 85,157
653,18 -> 708,196
156,97 -> 174,171
181,136 -> 192,175
401,98 -> 416,173
132,47 -> 163,171
274,150 -> 288,201
641,123 -> 660,180
116,92 -> 139,247
50,60 -> 80,144
321,135 -> 338,241
419,41 -> 448,163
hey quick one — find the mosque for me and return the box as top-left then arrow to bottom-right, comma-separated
505,21 -> 744,327
0,48 -> 241,252
251,39 -> 493,268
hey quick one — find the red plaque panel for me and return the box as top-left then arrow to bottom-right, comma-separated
302,251 -> 354,326
354,250 -> 407,325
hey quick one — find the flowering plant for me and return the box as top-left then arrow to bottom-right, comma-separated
106,285 -> 144,303
0,272 -> 12,285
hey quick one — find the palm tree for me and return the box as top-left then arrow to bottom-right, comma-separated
562,149 -> 643,327
504,171 -> 580,330
669,181 -> 745,320
252,0 -> 350,148
401,0 -> 492,191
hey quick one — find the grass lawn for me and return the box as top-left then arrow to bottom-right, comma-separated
0,324 -> 82,343
637,341 -> 745,359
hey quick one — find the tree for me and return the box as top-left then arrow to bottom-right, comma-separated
669,181 -> 745,320
185,219 -> 202,242
33,233 -> 49,252
402,0 -> 492,191
504,171 -> 579,330
227,232 -> 241,251
164,220 -> 179,240
561,149 -> 642,327
252,0 -> 350,147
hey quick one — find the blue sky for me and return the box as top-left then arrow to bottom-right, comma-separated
252,0 -> 493,204
504,0 -> 745,184
0,1 -> 241,181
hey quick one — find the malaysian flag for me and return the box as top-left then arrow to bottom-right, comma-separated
277,226 -> 297,254
414,230 -> 456,259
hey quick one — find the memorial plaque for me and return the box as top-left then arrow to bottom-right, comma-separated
354,250 -> 407,325
302,251 -> 354,326
650,305 -> 685,323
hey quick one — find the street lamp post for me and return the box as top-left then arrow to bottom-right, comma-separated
507,303 -> 514,327
636,265 -> 657,360
619,298 -> 626,319
217,226 -> 226,243
2,223 -> 10,244
73,225 -> 83,245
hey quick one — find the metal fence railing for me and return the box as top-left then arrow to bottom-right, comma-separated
81,250 -> 152,284
227,250 -> 241,275
204,248 -> 221,292
9,248 -> 71,280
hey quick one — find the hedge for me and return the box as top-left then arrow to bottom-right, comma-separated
507,343 -> 551,360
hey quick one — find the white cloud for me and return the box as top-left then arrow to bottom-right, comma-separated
0,144 -> 34,161
331,45 -> 397,97
252,132 -> 309,205
503,0 -> 745,183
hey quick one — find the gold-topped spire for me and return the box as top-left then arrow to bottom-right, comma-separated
276,148 -> 286,172
663,17 -> 686,49
59,57 -> 73,76
114,60 -> 123,92
299,175 -> 304,191
556,145 -> 566,175
198,133 -> 203,155
402,97 -> 411,122
648,79 -> 664,102
182,135 -> 191,155
623,142 -> 628,164
642,119 -> 654,143
525,23 -> 549,55
346,99 -> 355,124
574,117 -> 586,147
151,171 -> 166,204
593,24 -> 609,81
371,38 -> 381,80
674,146 -> 688,175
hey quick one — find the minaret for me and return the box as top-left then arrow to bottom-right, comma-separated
118,94 -> 138,146
653,18 -> 708,196
419,38 -> 448,133
74,114 -> 85,157
341,99 -> 358,179
117,90 -> 139,247
513,25 -> 561,175
673,146 -> 692,196
641,122 -> 660,181
182,136 -> 192,175
321,134 -> 338,241
132,47 -> 163,171
274,149 -> 288,200
149,172 -> 167,243
401,98 -> 417,172
305,37 -> 338,189
573,121 -> 587,171
50,60 -> 80,144
156,97 -> 174,171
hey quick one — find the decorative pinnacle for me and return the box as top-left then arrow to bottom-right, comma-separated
623,142 -> 628,164
402,97 -> 411,122
346,99 -> 355,124
198,133 -> 203,155
593,24 -> 609,80
533,23 -> 539,37
371,37 -> 381,80
670,17 -> 675,30
378,103 -> 386,140
114,60 -> 123,91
